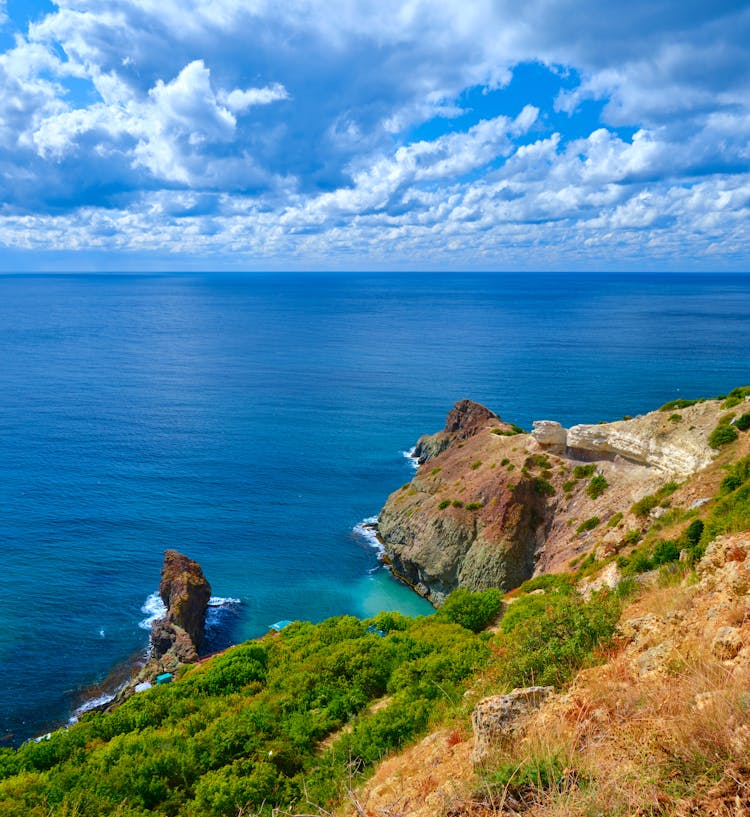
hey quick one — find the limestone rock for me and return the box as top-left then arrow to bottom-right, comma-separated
578,561 -> 622,600
619,613 -> 667,648
712,626 -> 744,660
531,420 -> 567,449
566,414 -> 714,476
633,640 -> 674,675
471,687 -> 554,767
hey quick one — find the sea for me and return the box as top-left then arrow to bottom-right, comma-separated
1,271 -> 749,744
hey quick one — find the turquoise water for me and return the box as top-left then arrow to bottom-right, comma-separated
1,271 -> 749,743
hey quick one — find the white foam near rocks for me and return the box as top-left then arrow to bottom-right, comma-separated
353,516 -> 382,553
139,592 -> 167,631
402,447 -> 419,469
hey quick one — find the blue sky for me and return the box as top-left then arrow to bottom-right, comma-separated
0,1 -> 748,271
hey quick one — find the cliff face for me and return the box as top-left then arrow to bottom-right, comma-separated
150,550 -> 211,664
379,397 -> 729,605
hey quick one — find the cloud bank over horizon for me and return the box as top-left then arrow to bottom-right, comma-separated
0,1 -> 748,270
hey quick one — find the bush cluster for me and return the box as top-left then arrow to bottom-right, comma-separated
0,607 -> 494,817
586,474 -> 608,499
496,586 -> 621,689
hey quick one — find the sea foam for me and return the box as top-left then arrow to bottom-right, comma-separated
139,592 -> 167,631
353,515 -> 384,571
402,446 -> 419,470
139,592 -> 240,632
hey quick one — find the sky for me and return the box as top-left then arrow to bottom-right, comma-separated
0,0 -> 748,271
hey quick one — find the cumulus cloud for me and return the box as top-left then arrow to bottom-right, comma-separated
0,1 -> 748,268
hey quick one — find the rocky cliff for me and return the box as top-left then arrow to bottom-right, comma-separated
379,395 -> 737,605
150,550 -> 211,665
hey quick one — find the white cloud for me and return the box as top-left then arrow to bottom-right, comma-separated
222,82 -> 289,112
0,1 -> 748,268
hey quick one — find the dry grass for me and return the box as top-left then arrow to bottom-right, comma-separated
344,533 -> 750,817
482,629 -> 750,816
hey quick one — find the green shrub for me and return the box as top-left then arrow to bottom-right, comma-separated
485,753 -> 572,798
721,386 -> 750,409
471,461 -> 482,470
562,480 -> 576,493
720,456 -> 750,493
651,539 -> 681,566
451,500 -> 463,508
607,512 -> 623,527
632,495 -> 658,518
709,423 -> 738,448
586,474 -> 608,499
525,454 -> 551,470
533,478 -> 555,497
500,458 -> 510,466
685,519 -> 704,547
438,499 -> 451,510
518,573 -> 574,595
430,467 -> 442,476
576,516 -> 600,534
700,455 -> 750,546
735,413 -> 750,431
572,464 -> 596,479
623,529 -> 642,545
627,549 -> 655,574
669,413 -> 682,423
465,501 -> 483,511
497,591 -> 620,688
660,397 -> 703,411
492,424 -> 525,436
436,588 -> 503,633
660,481 -> 679,497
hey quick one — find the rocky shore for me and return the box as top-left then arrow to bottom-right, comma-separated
76,550 -> 213,718
378,396 -> 732,605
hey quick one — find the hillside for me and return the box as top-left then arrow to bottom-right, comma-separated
345,530 -> 750,817
0,387 -> 749,817
379,390 -> 750,604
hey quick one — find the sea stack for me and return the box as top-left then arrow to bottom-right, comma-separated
150,550 -> 211,665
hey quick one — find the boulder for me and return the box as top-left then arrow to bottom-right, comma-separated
471,686 -> 553,766
711,626 -> 744,660
531,420 -> 567,449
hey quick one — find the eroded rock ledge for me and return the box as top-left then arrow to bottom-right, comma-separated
532,411 -> 715,476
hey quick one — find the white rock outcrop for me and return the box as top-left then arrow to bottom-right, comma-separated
566,421 -> 714,476
531,420 -> 567,448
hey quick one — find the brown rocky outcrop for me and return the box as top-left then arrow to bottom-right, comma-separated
412,399 -> 508,463
150,550 -> 211,664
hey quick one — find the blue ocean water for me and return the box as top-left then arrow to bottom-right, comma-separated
1,271 -> 749,744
